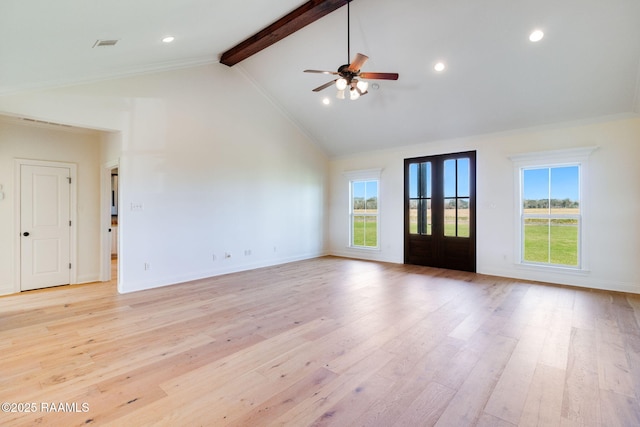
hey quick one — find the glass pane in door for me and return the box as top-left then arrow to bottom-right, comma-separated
409,162 -> 431,235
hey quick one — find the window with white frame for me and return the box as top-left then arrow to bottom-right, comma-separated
521,165 -> 581,267
510,147 -> 596,270
345,169 -> 381,249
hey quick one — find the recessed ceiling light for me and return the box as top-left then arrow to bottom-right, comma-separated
162,36 -> 175,43
529,30 -> 544,42
434,62 -> 446,72
322,97 -> 331,105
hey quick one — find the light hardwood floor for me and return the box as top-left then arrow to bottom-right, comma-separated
1,256 -> 639,426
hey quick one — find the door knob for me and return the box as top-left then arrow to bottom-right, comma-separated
23,232 -> 30,236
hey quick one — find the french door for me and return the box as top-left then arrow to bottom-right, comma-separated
404,151 -> 476,272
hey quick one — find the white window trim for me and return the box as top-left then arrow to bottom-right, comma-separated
344,168 -> 382,250
509,147 -> 598,273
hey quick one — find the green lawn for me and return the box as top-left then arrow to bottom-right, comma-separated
445,222 -> 469,237
409,208 -> 469,237
409,222 -> 468,237
406,217 -> 579,267
353,216 -> 378,247
524,223 -> 578,266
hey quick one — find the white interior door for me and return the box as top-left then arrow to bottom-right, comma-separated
20,164 -> 71,291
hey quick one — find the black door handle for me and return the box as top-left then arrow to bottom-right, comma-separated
23,232 -> 30,236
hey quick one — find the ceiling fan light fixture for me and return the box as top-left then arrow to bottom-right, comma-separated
336,78 -> 348,91
303,0 -> 398,100
356,80 -> 369,93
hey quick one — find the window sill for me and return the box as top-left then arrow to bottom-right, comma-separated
347,246 -> 381,252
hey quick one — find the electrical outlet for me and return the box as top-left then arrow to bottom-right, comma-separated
144,262 -> 151,270
244,249 -> 252,256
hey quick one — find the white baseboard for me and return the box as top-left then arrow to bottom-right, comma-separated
118,251 -> 327,294
0,282 -> 17,296
75,274 -> 100,285
329,248 -> 401,264
479,266 -> 640,294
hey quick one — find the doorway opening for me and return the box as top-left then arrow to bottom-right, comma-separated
102,161 -> 119,285
110,168 -> 118,278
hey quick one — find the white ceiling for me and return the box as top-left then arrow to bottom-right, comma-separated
1,0 -> 639,157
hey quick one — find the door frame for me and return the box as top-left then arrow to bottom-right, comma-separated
14,158 -> 78,293
404,150 -> 476,272
100,159 -> 119,283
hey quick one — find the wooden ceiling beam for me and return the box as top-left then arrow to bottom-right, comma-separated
219,0 -> 349,67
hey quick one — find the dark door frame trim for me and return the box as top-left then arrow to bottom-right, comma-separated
404,150 -> 476,272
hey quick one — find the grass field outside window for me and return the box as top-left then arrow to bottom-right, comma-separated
521,164 -> 581,268
349,177 -> 379,249
352,215 -> 378,247
523,219 -> 579,266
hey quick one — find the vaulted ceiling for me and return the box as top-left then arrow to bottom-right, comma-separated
1,0 -> 639,156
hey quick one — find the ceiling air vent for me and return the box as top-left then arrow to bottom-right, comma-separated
93,39 -> 119,48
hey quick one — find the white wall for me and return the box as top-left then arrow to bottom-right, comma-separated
0,119 -> 102,294
100,131 -> 122,165
0,64 -> 328,294
2,62 -> 637,296
329,115 -> 640,294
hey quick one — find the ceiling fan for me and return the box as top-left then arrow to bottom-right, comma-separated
304,0 -> 399,100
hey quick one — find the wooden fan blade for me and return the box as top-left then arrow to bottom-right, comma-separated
304,69 -> 339,75
358,72 -> 399,80
312,79 -> 337,92
347,53 -> 369,72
